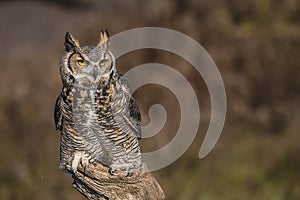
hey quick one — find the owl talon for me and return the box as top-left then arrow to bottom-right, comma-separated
83,164 -> 87,175
110,169 -> 129,177
71,152 -> 91,174
72,168 -> 77,174
109,168 -> 115,175
71,153 -> 81,173
109,164 -> 131,177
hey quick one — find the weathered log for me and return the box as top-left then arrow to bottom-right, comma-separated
65,162 -> 165,200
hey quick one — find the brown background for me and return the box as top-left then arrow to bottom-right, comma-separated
0,0 -> 299,199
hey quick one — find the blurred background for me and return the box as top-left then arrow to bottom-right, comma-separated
0,0 -> 299,199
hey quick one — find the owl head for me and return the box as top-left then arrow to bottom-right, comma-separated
59,30 -> 115,88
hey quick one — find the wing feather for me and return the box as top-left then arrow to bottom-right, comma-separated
118,75 -> 142,139
54,95 -> 63,131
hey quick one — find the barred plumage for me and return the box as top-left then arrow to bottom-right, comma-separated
54,31 -> 142,174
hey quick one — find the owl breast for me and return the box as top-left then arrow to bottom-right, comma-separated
70,87 -> 112,165
65,82 -> 141,169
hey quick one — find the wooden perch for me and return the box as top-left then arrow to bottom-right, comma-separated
65,162 -> 165,200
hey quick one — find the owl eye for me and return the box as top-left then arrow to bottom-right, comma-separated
99,59 -> 107,67
77,58 -> 88,67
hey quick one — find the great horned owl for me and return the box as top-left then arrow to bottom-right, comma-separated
54,30 -> 142,175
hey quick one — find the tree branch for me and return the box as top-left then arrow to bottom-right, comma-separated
65,162 -> 165,200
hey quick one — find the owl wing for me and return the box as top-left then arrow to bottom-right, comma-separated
118,75 -> 142,139
126,97 -> 142,139
54,95 -> 63,131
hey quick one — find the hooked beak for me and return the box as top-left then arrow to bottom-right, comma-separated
92,66 -> 98,81
81,65 -> 99,82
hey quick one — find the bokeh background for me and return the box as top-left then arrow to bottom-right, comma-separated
0,0 -> 299,199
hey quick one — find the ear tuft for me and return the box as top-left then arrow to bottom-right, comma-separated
65,32 -> 80,52
99,30 -> 109,47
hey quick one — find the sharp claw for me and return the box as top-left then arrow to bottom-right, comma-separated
72,168 -> 77,174
109,168 -> 115,175
83,164 -> 87,176
81,154 -> 90,176
109,165 -> 130,176
71,152 -> 90,175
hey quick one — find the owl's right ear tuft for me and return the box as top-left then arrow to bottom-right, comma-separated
98,30 -> 109,49
65,32 -> 80,52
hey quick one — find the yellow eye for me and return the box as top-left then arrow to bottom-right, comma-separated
77,59 -> 87,67
100,59 -> 106,67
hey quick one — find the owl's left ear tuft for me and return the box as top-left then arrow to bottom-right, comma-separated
99,30 -> 109,48
65,32 -> 81,52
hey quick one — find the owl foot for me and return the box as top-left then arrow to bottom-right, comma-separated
109,163 -> 141,177
109,167 -> 129,177
71,152 -> 91,174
